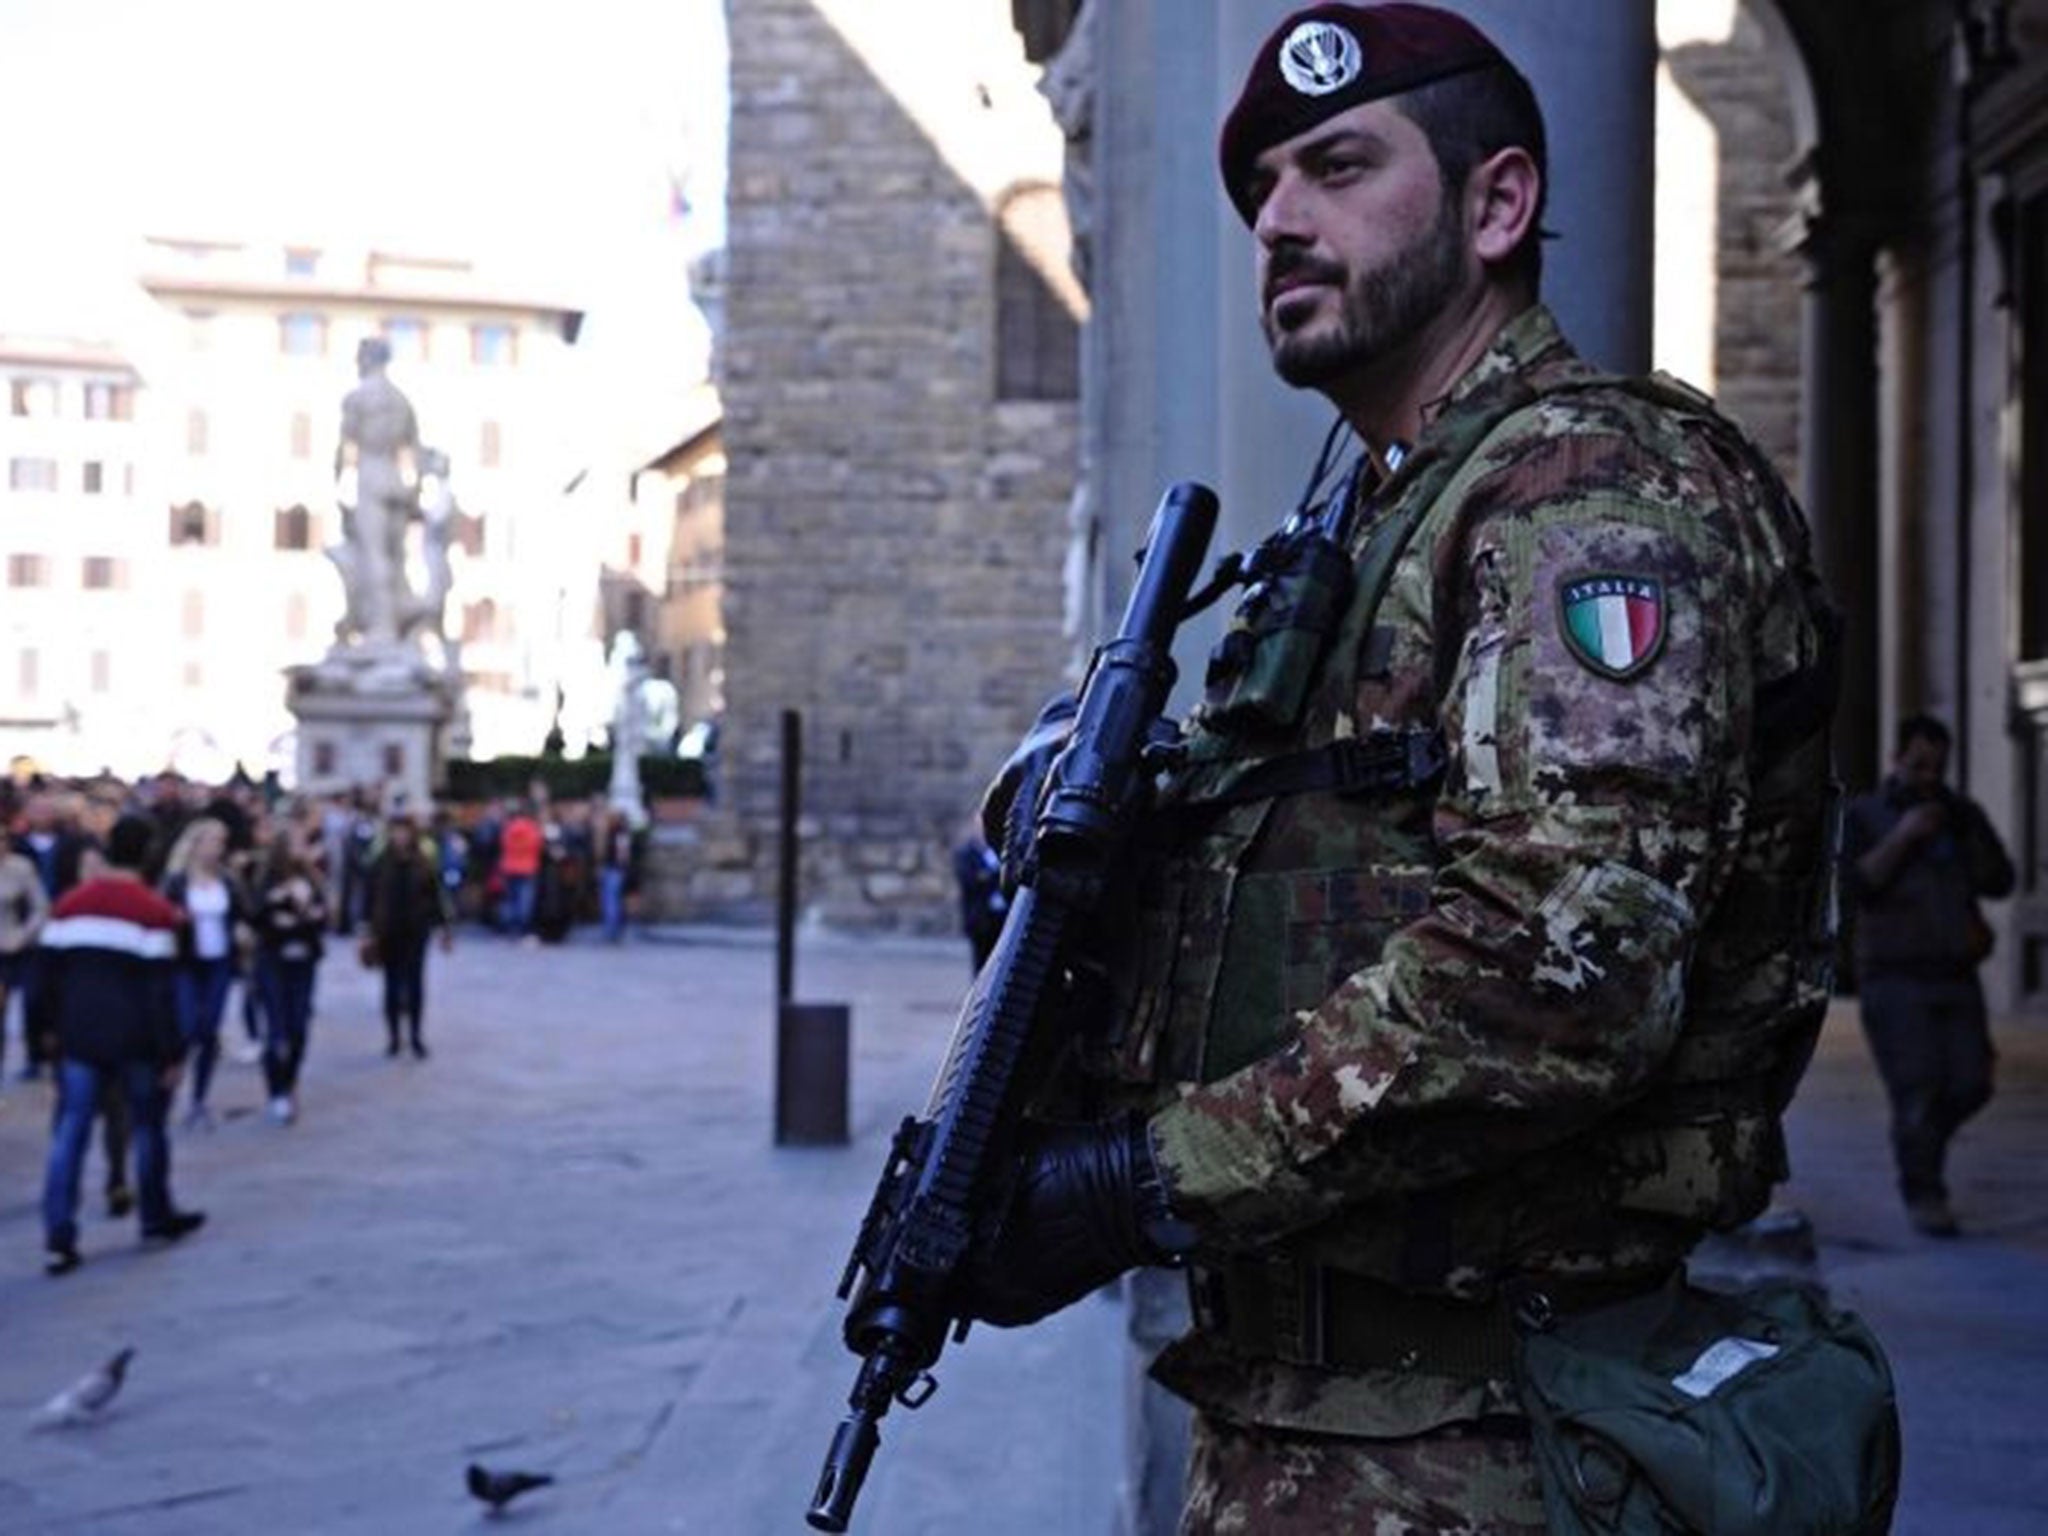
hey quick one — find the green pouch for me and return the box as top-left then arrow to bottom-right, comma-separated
1198,532 -> 1354,734
1514,1276 -> 1899,1535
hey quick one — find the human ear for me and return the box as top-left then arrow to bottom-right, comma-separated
1468,146 -> 1540,267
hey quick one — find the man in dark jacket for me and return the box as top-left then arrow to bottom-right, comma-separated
38,815 -> 206,1275
1843,714 -> 2016,1235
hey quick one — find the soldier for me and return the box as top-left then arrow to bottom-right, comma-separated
960,5 -> 1839,1530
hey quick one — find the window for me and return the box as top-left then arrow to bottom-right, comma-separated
384,317 -> 429,362
82,556 -> 124,590
994,183 -> 1081,401
9,457 -> 58,492
82,461 -> 104,495
169,501 -> 217,547
285,248 -> 320,276
82,382 -> 133,420
182,660 -> 204,689
274,504 -> 313,550
457,513 -> 485,558
90,651 -> 110,693
289,412 -> 312,459
381,743 -> 405,777
313,740 -> 337,776
9,378 -> 58,417
123,463 -> 136,496
18,649 -> 38,697
279,313 -> 327,357
7,553 -> 49,587
181,590 -> 205,638
186,409 -> 209,455
470,323 -> 517,366
285,590 -> 308,640
185,309 -> 215,351
479,419 -> 502,467
461,598 -> 498,643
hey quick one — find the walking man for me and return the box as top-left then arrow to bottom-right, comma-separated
1843,713 -> 2015,1235
39,815 -> 205,1275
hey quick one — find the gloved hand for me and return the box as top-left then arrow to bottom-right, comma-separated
957,1113 -> 1197,1329
977,692 -> 1079,893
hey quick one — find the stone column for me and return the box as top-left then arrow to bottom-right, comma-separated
1787,174 -> 1884,790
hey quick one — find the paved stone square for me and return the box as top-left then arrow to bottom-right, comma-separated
0,929 -> 1119,1535
1,929 -> 2044,1535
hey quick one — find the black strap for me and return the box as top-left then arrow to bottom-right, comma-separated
1172,728 -> 1446,816
1753,598 -> 1842,770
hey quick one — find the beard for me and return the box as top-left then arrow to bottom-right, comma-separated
1262,196 -> 1467,391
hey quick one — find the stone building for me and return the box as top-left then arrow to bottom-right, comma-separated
704,0 -> 1082,926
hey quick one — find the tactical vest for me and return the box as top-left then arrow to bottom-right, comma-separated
1099,368 -> 1839,1260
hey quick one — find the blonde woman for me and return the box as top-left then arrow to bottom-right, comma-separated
160,818 -> 249,1129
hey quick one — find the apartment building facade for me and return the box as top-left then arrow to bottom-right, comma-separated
0,237 -> 590,781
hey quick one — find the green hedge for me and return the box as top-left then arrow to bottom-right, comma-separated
444,754 -> 708,804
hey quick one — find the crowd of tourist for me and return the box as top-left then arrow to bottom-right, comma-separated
0,770 -> 646,1276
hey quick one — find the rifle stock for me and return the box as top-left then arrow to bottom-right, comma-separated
807,482 -> 1218,1531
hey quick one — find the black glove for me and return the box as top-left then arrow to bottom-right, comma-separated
977,692 -> 1079,893
957,1113 -> 1197,1329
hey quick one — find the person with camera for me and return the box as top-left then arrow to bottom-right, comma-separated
1844,713 -> 2016,1236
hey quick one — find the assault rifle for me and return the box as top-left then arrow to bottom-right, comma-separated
806,482 -> 1218,1532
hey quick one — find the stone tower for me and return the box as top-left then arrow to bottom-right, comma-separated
699,0 -> 1080,928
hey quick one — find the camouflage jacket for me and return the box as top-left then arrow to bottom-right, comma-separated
1096,305 -> 1836,1437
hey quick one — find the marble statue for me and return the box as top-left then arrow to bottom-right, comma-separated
607,631 -> 650,823
332,336 -> 422,648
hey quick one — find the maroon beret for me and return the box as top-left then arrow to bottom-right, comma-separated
1219,3 -> 1506,225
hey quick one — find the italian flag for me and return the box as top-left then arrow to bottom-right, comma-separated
1562,576 -> 1662,675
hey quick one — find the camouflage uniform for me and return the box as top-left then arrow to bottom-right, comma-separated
1084,305 -> 1835,1528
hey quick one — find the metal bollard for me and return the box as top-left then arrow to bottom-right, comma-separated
776,1001 -> 850,1145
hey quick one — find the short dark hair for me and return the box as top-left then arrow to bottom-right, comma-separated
106,815 -> 158,872
1896,713 -> 1952,755
1394,61 -> 1548,289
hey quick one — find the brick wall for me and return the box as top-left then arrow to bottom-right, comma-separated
688,0 -> 1077,930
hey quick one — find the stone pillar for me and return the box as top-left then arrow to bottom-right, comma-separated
1788,179 -> 1884,791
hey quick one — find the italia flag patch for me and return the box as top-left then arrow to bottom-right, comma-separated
1559,574 -> 1667,680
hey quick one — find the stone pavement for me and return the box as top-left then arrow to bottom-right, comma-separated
0,931 -> 2042,1535
0,928 -> 1118,1535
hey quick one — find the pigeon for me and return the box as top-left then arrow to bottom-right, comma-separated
33,1347 -> 135,1429
465,1463 -> 555,1512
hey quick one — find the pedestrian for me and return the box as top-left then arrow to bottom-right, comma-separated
1843,713 -> 2016,1236
250,827 -> 329,1124
0,821 -> 52,1079
950,823 -> 1006,972
596,808 -> 640,944
14,791 -> 93,1079
496,801 -> 544,942
159,816 -> 248,1130
363,813 -> 453,1059
957,7 -> 1840,1528
37,814 -> 206,1275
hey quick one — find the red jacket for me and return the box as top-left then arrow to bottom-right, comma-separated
498,815 -> 544,878
40,875 -> 184,1067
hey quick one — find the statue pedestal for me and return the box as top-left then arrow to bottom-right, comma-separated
285,645 -> 463,810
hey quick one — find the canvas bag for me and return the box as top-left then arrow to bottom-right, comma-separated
1514,1274 -> 1900,1534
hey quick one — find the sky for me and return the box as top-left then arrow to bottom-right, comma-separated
0,0 -> 728,398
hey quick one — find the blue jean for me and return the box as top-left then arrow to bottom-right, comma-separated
502,874 -> 537,935
257,955 -> 318,1098
43,1058 -> 172,1248
1859,970 -> 1995,1202
599,867 -> 628,942
175,957 -> 236,1108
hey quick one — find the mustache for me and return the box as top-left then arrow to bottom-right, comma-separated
1264,246 -> 1345,304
